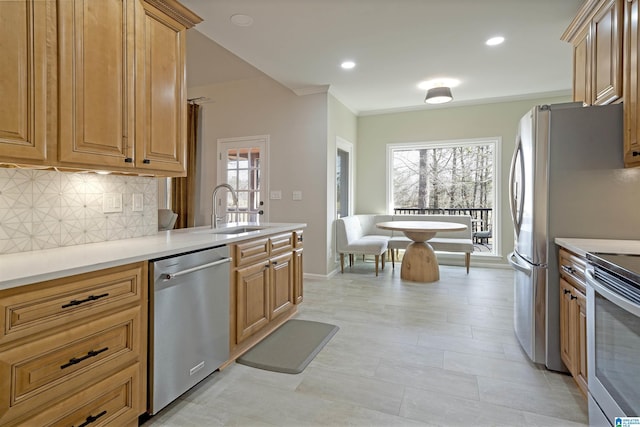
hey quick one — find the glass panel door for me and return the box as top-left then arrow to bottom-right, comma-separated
218,136 -> 268,223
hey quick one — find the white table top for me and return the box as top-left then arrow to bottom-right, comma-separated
376,221 -> 467,232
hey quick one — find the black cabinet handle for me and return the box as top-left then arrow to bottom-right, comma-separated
62,293 -> 109,309
560,265 -> 574,274
124,157 -> 133,163
143,159 -> 151,164
563,289 -> 571,295
61,347 -> 109,369
272,261 -> 278,265
75,410 -> 107,427
570,295 -> 578,300
633,151 -> 640,157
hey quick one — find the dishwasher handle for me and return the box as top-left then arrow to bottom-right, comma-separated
163,257 -> 232,280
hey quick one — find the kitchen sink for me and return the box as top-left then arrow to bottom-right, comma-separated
190,226 -> 267,235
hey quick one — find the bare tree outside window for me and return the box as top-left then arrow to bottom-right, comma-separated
390,140 -> 496,254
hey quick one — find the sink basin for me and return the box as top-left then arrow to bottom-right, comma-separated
191,226 -> 267,235
213,226 -> 266,234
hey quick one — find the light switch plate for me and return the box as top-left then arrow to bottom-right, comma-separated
103,193 -> 123,213
270,190 -> 282,200
292,190 -> 302,201
132,193 -> 144,212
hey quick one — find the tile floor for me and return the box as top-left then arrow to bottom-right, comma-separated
143,262 -> 588,427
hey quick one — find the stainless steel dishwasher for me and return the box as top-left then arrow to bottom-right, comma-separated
149,245 -> 231,415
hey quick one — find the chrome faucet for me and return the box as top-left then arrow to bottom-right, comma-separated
211,183 -> 239,228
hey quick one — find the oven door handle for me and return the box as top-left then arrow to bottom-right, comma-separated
586,268 -> 640,317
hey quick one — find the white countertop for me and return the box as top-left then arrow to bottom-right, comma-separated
555,237 -> 640,257
0,223 -> 305,291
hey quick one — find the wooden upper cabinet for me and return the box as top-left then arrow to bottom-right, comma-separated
591,0 -> 623,105
58,0 -> 136,169
562,0 -> 623,106
624,0 -> 640,166
0,0 -> 48,163
135,1 -> 190,175
573,25 -> 592,105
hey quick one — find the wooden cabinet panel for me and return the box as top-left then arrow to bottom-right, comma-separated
0,263 -> 144,346
573,25 -> 591,104
235,238 -> 270,267
269,233 -> 294,255
624,0 -> 640,166
294,248 -> 304,304
0,306 -> 141,425
0,0 -> 48,162
269,252 -> 293,319
591,0 -> 623,105
236,261 -> 270,343
58,0 -> 136,168
135,2 -> 187,174
14,362 -> 140,427
558,248 -> 588,397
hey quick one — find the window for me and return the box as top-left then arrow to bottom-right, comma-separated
387,138 -> 500,255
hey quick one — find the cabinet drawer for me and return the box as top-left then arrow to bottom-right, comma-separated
235,238 -> 269,267
0,263 -> 145,345
559,248 -> 587,291
12,362 -> 141,427
0,307 -> 141,425
269,233 -> 294,254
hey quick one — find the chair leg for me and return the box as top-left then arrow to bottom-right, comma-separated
340,253 -> 345,273
381,252 -> 385,270
374,255 -> 379,276
349,254 -> 354,266
391,249 -> 395,268
465,252 -> 470,274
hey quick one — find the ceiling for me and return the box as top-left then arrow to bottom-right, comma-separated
180,0 -> 584,115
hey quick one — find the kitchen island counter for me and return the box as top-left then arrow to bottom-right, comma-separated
0,223 -> 305,290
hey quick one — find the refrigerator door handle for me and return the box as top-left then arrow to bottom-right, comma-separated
508,252 -> 532,276
509,137 -> 525,238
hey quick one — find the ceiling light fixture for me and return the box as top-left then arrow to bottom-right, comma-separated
486,36 -> 505,46
230,14 -> 254,27
425,86 -> 453,104
341,61 -> 356,69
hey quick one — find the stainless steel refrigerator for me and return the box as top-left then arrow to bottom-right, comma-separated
508,102 -> 640,372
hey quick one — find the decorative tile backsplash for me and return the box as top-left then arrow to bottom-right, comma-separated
0,168 -> 158,254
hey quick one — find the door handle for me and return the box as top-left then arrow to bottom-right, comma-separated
164,257 -> 232,280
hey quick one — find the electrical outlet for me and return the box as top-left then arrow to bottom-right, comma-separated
102,193 -> 123,213
132,193 -> 144,212
270,190 -> 282,200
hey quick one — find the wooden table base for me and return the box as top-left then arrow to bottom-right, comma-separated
400,242 -> 439,282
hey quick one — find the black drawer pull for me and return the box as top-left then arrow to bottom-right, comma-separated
124,157 -> 133,163
75,410 -> 107,427
633,151 -> 640,157
143,159 -> 151,164
560,265 -> 575,275
563,289 -> 571,295
61,347 -> 109,369
62,293 -> 109,309
570,295 -> 578,300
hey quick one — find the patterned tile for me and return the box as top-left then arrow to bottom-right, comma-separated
0,168 -> 159,255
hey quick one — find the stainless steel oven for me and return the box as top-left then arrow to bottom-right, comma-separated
585,253 -> 640,426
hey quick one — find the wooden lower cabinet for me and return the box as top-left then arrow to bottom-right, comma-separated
230,231 -> 303,358
558,248 -> 588,396
0,262 -> 147,427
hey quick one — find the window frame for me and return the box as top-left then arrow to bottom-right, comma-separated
385,137 -> 502,256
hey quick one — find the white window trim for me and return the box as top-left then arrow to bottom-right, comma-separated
336,136 -> 354,218
385,137 -> 502,257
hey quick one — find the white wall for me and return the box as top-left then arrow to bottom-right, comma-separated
187,32 -> 330,275
356,95 -> 571,265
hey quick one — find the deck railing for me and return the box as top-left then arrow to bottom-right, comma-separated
393,207 -> 493,245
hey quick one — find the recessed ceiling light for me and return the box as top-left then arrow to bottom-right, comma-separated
417,78 -> 461,90
486,36 -> 505,46
341,61 -> 356,70
230,14 -> 254,27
